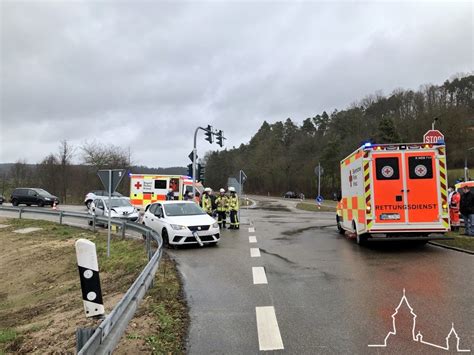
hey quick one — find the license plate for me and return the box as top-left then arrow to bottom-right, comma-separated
380,213 -> 400,220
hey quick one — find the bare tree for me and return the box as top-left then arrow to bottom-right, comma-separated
81,141 -> 129,169
10,159 -> 32,187
57,140 -> 75,203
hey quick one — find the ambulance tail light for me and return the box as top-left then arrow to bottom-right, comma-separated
366,203 -> 372,214
442,203 -> 448,213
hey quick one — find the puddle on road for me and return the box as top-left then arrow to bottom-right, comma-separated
278,224 -> 335,237
255,201 -> 291,212
259,248 -> 296,264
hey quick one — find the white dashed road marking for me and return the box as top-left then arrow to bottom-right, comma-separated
250,248 -> 261,257
13,227 -> 42,234
252,267 -> 268,284
249,236 -> 257,243
256,306 -> 284,351
249,227 -> 255,233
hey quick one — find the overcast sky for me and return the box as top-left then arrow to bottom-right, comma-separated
1,1 -> 472,167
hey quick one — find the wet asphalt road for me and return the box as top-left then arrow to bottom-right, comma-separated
169,197 -> 473,354
1,200 -> 472,354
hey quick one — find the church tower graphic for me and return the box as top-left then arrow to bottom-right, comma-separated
368,289 -> 470,352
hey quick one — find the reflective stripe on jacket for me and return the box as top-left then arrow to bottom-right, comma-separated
228,195 -> 239,211
215,195 -> 229,212
201,194 -> 212,213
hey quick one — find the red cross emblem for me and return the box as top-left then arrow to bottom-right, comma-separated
134,181 -> 142,190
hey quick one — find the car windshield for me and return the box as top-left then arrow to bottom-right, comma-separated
105,199 -> 132,208
164,203 -> 206,216
33,189 -> 52,196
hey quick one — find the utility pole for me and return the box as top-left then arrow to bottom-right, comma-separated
317,162 -> 321,198
465,147 -> 474,181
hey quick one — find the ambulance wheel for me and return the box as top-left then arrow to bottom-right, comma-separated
336,216 -> 345,234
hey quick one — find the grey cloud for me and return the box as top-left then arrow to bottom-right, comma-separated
1,1 -> 472,167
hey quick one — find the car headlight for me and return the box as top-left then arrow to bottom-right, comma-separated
44,197 -> 51,201
171,224 -> 187,230
212,222 -> 219,229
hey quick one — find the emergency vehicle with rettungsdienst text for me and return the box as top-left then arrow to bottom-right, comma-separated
336,142 -> 452,244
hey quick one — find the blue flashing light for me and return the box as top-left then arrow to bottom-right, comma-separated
363,142 -> 372,148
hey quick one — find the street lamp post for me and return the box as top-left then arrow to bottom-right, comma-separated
464,147 -> 474,182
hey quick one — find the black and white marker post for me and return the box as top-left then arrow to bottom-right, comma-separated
75,238 -> 104,318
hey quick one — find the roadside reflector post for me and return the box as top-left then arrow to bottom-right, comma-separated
19,207 -> 23,219
121,222 -> 126,238
92,216 -> 96,232
75,239 -> 105,318
59,211 -> 63,225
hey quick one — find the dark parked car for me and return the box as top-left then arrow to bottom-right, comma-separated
283,191 -> 298,198
10,188 -> 60,207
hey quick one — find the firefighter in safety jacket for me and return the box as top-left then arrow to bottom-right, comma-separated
228,187 -> 240,229
215,188 -> 229,229
201,187 -> 213,215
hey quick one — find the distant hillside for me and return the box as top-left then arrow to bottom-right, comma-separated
0,163 -> 187,176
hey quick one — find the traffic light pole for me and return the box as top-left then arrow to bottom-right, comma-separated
192,127 -> 202,196
192,125 -> 224,195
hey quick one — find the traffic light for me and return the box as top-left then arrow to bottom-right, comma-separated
205,125 -> 213,144
198,164 -> 206,182
216,130 -> 224,147
187,163 -> 193,178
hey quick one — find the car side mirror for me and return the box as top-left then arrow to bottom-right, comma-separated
155,212 -> 162,218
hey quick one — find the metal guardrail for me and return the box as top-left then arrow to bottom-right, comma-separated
0,205 -> 163,354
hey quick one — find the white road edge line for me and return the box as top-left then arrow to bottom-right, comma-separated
252,267 -> 268,284
250,248 -> 261,257
256,306 -> 284,351
249,236 -> 257,243
249,227 -> 255,233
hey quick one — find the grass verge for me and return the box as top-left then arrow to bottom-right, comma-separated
296,202 -> 337,212
0,218 -> 187,354
116,254 -> 188,354
432,229 -> 474,252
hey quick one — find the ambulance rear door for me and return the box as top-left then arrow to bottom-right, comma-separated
371,152 -> 407,224
404,151 -> 439,223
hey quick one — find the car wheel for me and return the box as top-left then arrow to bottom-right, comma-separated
336,216 -> 345,235
38,200 -> 45,207
162,229 -> 170,248
12,199 -> 18,206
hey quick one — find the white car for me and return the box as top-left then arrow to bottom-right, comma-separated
84,190 -> 126,209
88,196 -> 139,223
142,201 -> 220,247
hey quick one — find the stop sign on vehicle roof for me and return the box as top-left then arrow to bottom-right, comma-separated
423,130 -> 444,144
